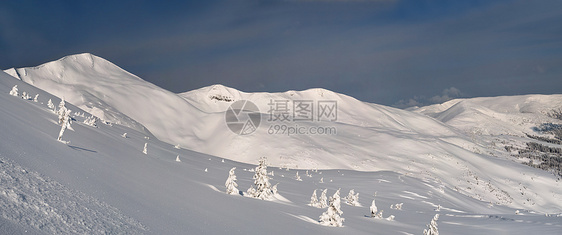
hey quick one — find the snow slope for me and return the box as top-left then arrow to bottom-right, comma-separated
413,95 -> 562,137
1,70 -> 562,234
4,54 -> 562,214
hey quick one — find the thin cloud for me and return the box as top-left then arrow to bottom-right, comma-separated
394,87 -> 463,109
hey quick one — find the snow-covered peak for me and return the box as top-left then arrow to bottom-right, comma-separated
3,53 -> 195,133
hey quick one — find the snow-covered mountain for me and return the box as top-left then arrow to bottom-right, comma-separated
2,69 -> 562,234
6,53 -> 469,172
2,53 -> 562,234
413,95 -> 562,137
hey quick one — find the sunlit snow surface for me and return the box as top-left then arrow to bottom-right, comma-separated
1,56 -> 562,234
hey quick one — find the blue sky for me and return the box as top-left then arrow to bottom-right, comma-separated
1,0 -> 561,107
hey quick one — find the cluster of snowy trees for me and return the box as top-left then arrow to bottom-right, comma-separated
9,85 -> 39,102
318,189 -> 344,227
345,189 -> 360,206
225,157 -> 278,200
309,189 -> 328,208
83,115 -> 98,127
309,188 -> 411,227
423,214 -> 439,235
221,158 -> 425,229
8,85 -> 105,142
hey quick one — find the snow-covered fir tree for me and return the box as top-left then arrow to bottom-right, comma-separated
247,157 -> 274,200
9,85 -> 18,96
225,167 -> 239,195
370,199 -> 378,218
320,189 -> 328,208
57,98 -> 67,118
57,108 -> 72,141
345,189 -> 360,206
47,99 -> 55,111
142,143 -> 148,154
319,189 -> 344,227
295,171 -> 302,181
423,214 -> 439,235
310,189 -> 320,208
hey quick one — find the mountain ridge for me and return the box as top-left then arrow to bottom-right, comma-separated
4,53 -> 562,212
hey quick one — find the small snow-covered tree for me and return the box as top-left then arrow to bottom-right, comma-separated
423,214 -> 439,235
370,199 -> 378,218
142,143 -> 148,154
9,85 -> 18,96
310,189 -> 320,208
319,189 -> 344,227
57,108 -> 72,141
47,99 -> 55,111
57,98 -> 67,119
21,91 -> 31,100
247,157 -> 274,200
295,171 -> 302,181
345,189 -> 360,206
391,202 -> 403,210
272,183 -> 279,195
33,94 -> 39,102
320,189 -> 328,208
83,115 -> 97,127
376,210 -> 384,219
225,167 -> 239,195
